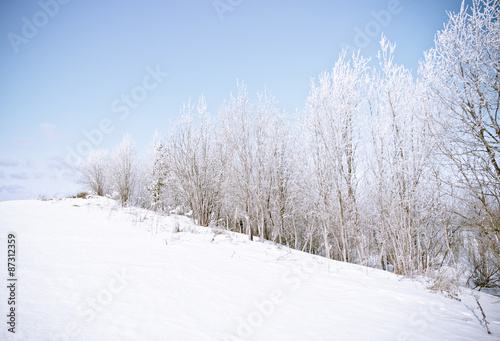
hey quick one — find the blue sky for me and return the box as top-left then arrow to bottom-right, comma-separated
0,0 -> 468,201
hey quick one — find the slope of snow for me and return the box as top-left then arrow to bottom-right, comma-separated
0,197 -> 498,341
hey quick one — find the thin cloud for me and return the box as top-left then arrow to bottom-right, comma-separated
48,156 -> 70,170
0,185 -> 24,194
34,172 -> 45,179
40,123 -> 59,141
25,159 -> 37,169
48,156 -> 74,181
10,172 -> 28,180
0,159 -> 20,167
14,139 -> 34,149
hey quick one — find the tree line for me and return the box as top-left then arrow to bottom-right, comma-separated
78,0 -> 499,289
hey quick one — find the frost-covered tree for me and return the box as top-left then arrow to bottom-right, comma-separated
366,36 -> 441,275
421,0 -> 500,286
253,89 -> 293,243
146,131 -> 169,211
303,51 -> 369,262
266,113 -> 296,246
111,134 -> 137,207
220,82 -> 291,242
167,96 -> 224,226
219,82 -> 257,240
78,149 -> 109,196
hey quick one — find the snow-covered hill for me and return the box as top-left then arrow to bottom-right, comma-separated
0,197 -> 498,340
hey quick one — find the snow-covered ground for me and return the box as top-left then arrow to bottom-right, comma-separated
0,197 -> 498,341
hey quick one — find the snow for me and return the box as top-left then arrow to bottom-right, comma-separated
0,196 -> 499,340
